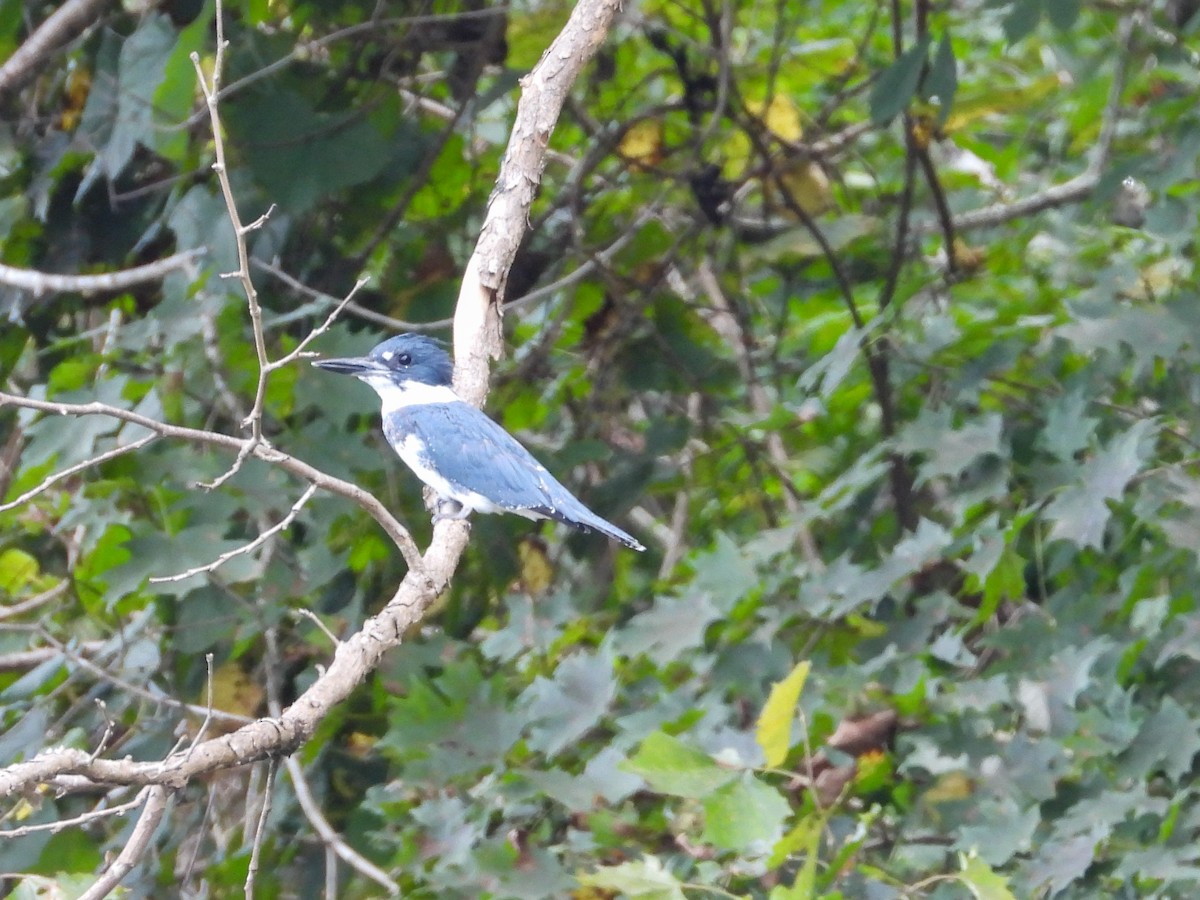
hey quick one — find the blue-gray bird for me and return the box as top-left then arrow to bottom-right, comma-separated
313,334 -> 645,551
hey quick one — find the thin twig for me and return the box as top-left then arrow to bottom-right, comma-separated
0,787 -> 149,839
191,18 -> 274,444
0,392 -> 424,570
244,759 -> 276,899
151,484 -> 318,583
89,699 -> 115,764
0,581 -> 71,623
284,756 -> 400,896
1,624 -> 252,726
187,654 -> 217,762
78,785 -> 171,900
266,278 -> 371,370
0,434 -> 158,513
293,609 -> 342,647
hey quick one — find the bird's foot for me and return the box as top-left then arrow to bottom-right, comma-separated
432,499 -> 470,523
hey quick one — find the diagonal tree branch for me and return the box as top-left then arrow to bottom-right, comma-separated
453,0 -> 626,403
0,0 -> 624,813
0,0 -> 112,99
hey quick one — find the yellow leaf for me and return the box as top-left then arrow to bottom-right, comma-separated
12,797 -> 35,822
774,160 -> 833,216
618,120 -> 664,169
924,771 -> 975,805
943,75 -> 1059,133
345,732 -> 377,757
59,66 -> 91,132
209,662 -> 264,718
747,95 -> 804,142
756,660 -> 811,767
517,538 -> 554,597
951,237 -> 987,274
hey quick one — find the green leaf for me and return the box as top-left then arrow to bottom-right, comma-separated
1002,0 -> 1042,43
107,14 -> 176,177
0,548 -> 39,593
152,2 -> 213,162
622,731 -> 737,799
1119,697 -> 1199,781
614,592 -> 722,665
959,852 -> 1018,900
690,531 -> 758,613
1046,0 -> 1080,30
756,660 -> 811,767
701,772 -> 791,852
869,38 -> 930,125
1044,418 -> 1159,549
925,34 -> 958,126
578,856 -> 686,899
521,645 -> 617,756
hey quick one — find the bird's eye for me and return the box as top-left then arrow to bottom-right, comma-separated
397,353 -> 411,366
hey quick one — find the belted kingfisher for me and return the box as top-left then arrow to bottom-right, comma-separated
313,334 -> 645,551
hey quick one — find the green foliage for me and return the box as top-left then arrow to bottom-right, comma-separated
4,0 -> 1200,896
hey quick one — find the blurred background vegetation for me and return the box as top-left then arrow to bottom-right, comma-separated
3,0 -> 1200,896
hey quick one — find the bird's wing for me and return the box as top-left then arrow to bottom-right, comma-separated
385,402 -> 645,550
385,402 -> 574,515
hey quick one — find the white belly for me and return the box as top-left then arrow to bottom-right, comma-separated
395,434 -> 511,516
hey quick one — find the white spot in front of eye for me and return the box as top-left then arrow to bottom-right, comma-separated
381,351 -> 394,361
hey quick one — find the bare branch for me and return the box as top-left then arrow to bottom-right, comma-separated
293,608 -> 342,647
150,484 -> 318,584
0,625 -> 252,725
0,582 -> 71,623
0,249 -> 205,298
453,0 -> 625,402
244,760 -> 276,899
0,392 -> 424,570
78,785 -> 171,900
267,277 -> 371,370
0,0 -> 110,98
0,434 -> 158,513
285,757 -> 400,895
253,259 -> 441,332
0,786 -> 148,839
0,541 -> 462,798
190,17 -> 273,443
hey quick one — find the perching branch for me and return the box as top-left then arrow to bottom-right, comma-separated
0,0 -> 622,827
453,0 -> 626,403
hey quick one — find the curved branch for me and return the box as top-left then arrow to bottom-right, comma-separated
0,249 -> 205,298
0,392 -> 425,570
0,0 -> 111,99
0,0 -> 620,807
0,533 -> 464,798
77,785 -> 171,900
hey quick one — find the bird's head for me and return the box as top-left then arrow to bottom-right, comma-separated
313,334 -> 455,407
